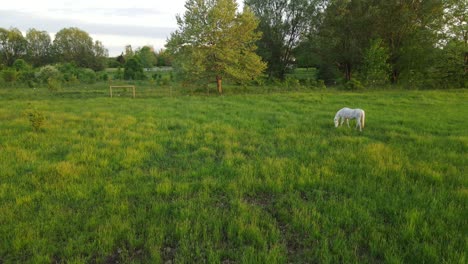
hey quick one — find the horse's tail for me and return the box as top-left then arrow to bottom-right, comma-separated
361,110 -> 365,128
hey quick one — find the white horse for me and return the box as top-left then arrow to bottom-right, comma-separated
334,107 -> 365,131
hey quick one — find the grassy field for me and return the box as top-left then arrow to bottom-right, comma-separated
0,87 -> 466,263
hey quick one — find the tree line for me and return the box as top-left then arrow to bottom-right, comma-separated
0,27 -> 175,87
0,27 -> 108,71
166,0 -> 466,91
246,0 -> 466,88
0,27 -> 172,71
1,0 -> 466,90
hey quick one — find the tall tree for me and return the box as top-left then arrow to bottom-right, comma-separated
361,38 -> 391,87
245,0 -> 321,79
53,27 -> 108,70
124,45 -> 134,61
25,28 -> 52,67
0,28 -> 27,66
135,46 -> 156,69
438,0 -> 467,87
53,28 -> 94,67
371,0 -> 445,83
166,0 -> 266,94
155,49 -> 173,67
316,0 -> 374,81
310,0 -> 446,85
91,40 -> 108,71
0,28 -> 8,66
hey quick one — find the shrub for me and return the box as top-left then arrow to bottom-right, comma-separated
47,78 -> 62,91
285,76 -> 301,89
18,71 -> 37,86
114,67 -> 124,80
78,68 -> 96,84
13,59 -> 31,72
58,63 -> 79,85
160,75 -> 171,86
2,69 -> 18,83
37,65 -> 62,84
99,72 -> 109,81
107,58 -> 122,68
28,109 -> 45,132
317,80 -> 326,90
343,78 -> 365,91
124,58 -> 145,80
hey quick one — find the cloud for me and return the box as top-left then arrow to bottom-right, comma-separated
0,9 -> 177,55
0,10 -> 175,38
79,8 -> 165,17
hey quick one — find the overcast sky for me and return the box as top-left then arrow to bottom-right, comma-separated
0,0 -> 243,56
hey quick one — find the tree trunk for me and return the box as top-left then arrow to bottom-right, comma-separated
345,63 -> 352,81
216,75 -> 223,95
392,69 -> 399,83
464,51 -> 467,73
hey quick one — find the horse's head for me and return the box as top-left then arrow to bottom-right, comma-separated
334,117 -> 339,127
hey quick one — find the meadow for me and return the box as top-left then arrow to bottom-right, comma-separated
0,86 -> 466,263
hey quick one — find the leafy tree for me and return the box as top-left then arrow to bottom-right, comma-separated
155,49 -> 172,67
308,0 -> 446,86
245,0 -> 321,80
0,28 -> 8,65
361,39 -> 391,87
116,53 -> 126,65
166,0 -> 266,94
124,57 -> 145,80
53,27 -> 108,71
435,0 -> 467,88
124,45 -> 134,61
316,0 -> 374,82
25,29 -> 52,67
0,28 -> 27,66
53,28 -> 93,66
371,0 -> 445,83
91,40 -> 108,71
135,46 -> 156,69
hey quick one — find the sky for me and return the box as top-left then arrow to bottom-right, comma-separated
0,0 -> 243,57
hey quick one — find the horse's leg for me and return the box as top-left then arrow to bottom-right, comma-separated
340,117 -> 344,126
356,119 -> 362,131
346,118 -> 350,127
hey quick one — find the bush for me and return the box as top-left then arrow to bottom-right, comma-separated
47,78 -> 62,91
114,67 -> 124,80
317,79 -> 326,90
124,58 -> 146,80
284,76 -> 301,89
37,65 -> 62,84
99,72 -> 109,81
107,58 -> 122,68
2,69 -> 18,83
28,109 -> 45,132
78,68 -> 96,84
13,59 -> 31,72
58,63 -> 79,85
18,71 -> 37,86
343,78 -> 365,91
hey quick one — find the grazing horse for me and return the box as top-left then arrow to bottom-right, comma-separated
334,107 -> 365,131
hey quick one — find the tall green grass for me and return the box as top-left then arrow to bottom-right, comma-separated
0,87 -> 466,263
